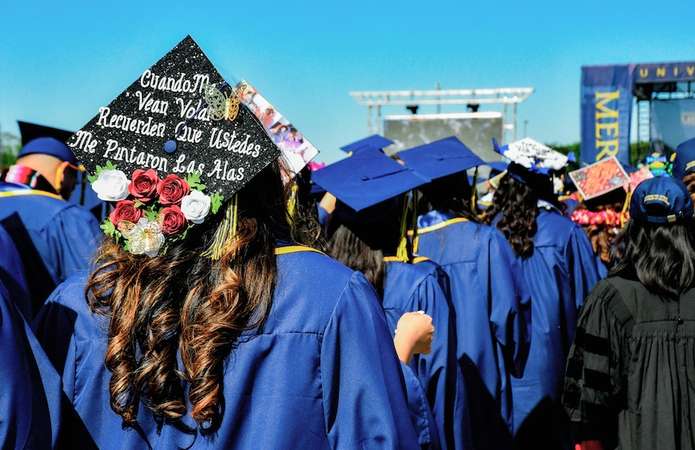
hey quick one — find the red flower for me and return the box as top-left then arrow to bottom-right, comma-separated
157,174 -> 190,205
128,169 -> 159,203
109,200 -> 142,227
158,205 -> 187,235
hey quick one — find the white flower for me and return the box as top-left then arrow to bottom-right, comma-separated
127,218 -> 165,257
91,169 -> 130,201
180,190 -> 211,224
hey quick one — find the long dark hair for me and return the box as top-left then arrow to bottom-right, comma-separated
611,219 -> 695,297
484,174 -> 539,258
87,161 -> 293,430
327,224 -> 385,297
418,171 -> 478,222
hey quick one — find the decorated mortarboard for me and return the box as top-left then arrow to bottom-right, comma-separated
312,148 -> 431,212
340,134 -> 394,154
17,121 -> 78,165
645,152 -> 670,177
630,177 -> 693,224
672,137 -> 695,180
67,35 -> 280,257
493,138 -> 569,174
397,136 -> 484,180
568,156 -> 631,201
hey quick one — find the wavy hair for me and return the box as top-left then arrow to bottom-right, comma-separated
87,161 -> 293,430
611,219 -> 695,297
483,174 -> 539,258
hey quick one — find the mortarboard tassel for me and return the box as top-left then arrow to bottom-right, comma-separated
202,194 -> 238,260
286,182 -> 299,221
620,187 -> 632,227
395,196 -> 410,262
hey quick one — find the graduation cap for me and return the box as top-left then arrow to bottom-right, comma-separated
17,121 -> 78,164
568,156 -> 630,201
672,137 -> 695,180
18,121 -> 73,146
493,138 -> 569,173
397,136 -> 484,180
312,148 -> 431,212
68,35 -> 280,257
340,134 -> 394,154
630,176 -> 693,224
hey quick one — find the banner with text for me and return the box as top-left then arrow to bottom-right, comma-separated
580,65 -> 633,165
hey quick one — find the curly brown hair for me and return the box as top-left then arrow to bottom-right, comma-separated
483,174 -> 539,258
86,162 -> 292,431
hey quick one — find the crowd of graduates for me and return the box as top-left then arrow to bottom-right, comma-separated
3,122 -> 695,450
2,38 -> 695,449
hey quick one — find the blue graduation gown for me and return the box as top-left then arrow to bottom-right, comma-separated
0,182 -> 102,315
413,210 -> 529,449
503,209 -> 602,443
383,257 -> 468,450
0,281 -> 63,449
33,246 -> 420,449
0,224 -> 31,318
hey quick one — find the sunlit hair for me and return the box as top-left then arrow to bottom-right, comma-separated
611,219 -> 695,298
483,174 -> 539,258
86,161 -> 295,430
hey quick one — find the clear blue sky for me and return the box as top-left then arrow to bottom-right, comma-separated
2,0 -> 694,163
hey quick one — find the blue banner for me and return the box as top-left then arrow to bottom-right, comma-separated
635,62 -> 695,84
580,65 -> 634,165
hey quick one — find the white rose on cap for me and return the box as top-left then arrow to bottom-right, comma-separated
92,169 -> 130,202
181,190 -> 211,224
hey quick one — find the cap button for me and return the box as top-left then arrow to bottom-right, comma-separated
164,140 -> 177,154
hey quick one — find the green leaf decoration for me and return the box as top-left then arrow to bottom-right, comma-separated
210,192 -> 224,214
93,161 -> 118,179
145,208 -> 159,222
123,239 -> 131,253
100,220 -> 116,237
185,171 -> 206,191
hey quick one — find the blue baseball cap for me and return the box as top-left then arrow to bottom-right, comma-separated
340,134 -> 394,154
397,136 -> 484,180
312,148 -> 431,212
18,137 -> 78,165
630,177 -> 693,224
672,137 -> 695,180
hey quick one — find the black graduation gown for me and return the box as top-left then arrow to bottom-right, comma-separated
564,276 -> 695,450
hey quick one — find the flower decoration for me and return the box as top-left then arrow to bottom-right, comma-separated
96,164 -> 224,257
89,162 -> 130,201
181,190 -> 211,224
158,174 -> 190,205
128,169 -> 160,203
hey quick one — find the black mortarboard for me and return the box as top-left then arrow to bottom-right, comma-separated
69,35 -> 280,200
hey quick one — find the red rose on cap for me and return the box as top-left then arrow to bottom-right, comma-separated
128,169 -> 159,203
157,174 -> 190,205
109,200 -> 142,226
158,205 -> 187,235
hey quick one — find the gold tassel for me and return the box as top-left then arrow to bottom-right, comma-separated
287,182 -> 299,220
202,194 -> 238,260
620,187 -> 632,227
395,196 -> 410,262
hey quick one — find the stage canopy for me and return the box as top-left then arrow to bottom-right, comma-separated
581,61 -> 695,165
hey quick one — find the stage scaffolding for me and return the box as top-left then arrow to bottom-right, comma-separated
349,87 -> 534,143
